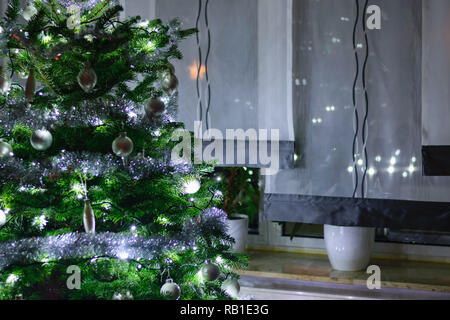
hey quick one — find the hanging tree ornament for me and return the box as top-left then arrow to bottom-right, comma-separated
25,69 -> 36,103
112,132 -> 134,157
0,140 -> 13,158
221,279 -> 241,298
83,199 -> 96,234
66,5 -> 81,30
182,178 -> 201,194
160,279 -> 180,300
30,129 -> 53,151
161,70 -> 178,93
77,63 -> 97,93
145,96 -> 165,118
22,2 -> 38,21
0,66 -> 12,94
201,259 -> 221,282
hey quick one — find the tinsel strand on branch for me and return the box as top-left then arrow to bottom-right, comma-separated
0,207 -> 230,271
0,151 -> 194,185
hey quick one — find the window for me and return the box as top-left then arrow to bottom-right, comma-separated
122,0 -> 450,260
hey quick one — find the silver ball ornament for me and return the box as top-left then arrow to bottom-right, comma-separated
0,140 -> 13,158
77,63 -> 97,93
160,279 -> 180,300
161,71 -> 178,93
221,279 -> 240,298
30,129 -> 53,151
201,260 -> 221,282
145,97 -> 165,118
66,5 -> 81,30
112,132 -> 134,157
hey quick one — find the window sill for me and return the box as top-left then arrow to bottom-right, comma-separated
236,250 -> 450,300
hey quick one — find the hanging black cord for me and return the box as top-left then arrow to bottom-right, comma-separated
360,0 -> 370,199
351,0 -> 360,198
195,0 -> 204,125
204,0 -> 212,130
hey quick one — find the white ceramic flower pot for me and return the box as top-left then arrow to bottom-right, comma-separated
227,214 -> 249,253
324,224 -> 375,271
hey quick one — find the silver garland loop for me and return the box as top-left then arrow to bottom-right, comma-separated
0,151 -> 194,185
0,207 -> 230,270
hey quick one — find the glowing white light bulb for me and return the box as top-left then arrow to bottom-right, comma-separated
42,35 -> 52,43
367,167 -> 377,176
390,157 -> 397,165
118,251 -> 129,260
357,159 -> 364,166
388,166 -> 395,174
182,179 -> 201,194
138,20 -> 150,28
375,155 -> 382,162
402,172 -> 408,178
216,256 -> 224,264
145,41 -> 156,51
33,215 -> 47,230
347,166 -> 354,173
6,274 -> 19,284
408,165 -> 415,173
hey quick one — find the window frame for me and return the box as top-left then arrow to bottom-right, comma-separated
122,0 -> 450,262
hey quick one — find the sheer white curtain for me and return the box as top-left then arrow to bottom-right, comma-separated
422,0 -> 450,146
266,0 -> 450,204
122,0 -> 294,142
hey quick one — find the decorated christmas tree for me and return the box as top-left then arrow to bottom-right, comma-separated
0,0 -> 245,300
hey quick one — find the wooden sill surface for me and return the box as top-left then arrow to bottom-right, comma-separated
236,250 -> 450,293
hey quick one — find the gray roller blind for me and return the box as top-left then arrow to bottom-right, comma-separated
266,0 -> 450,203
422,0 -> 450,146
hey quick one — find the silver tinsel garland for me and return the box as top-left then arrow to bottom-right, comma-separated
41,0 -> 121,12
0,94 -> 178,132
0,150 -> 194,185
0,207 -> 229,270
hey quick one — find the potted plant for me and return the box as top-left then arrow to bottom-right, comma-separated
324,225 -> 375,271
288,222 -> 375,271
213,167 -> 260,253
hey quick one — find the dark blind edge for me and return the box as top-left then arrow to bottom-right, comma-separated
422,145 -> 450,176
263,193 -> 450,232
